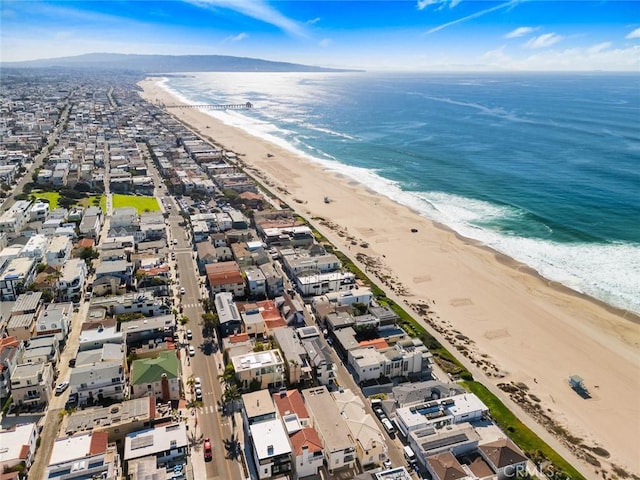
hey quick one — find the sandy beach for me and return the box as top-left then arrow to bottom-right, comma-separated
139,78 -> 640,477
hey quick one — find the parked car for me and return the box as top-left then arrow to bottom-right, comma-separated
179,287 -> 186,295
68,358 -> 76,368
194,377 -> 202,389
186,329 -> 193,340
203,438 -> 212,461
188,345 -> 196,357
195,388 -> 203,401
55,381 -> 69,394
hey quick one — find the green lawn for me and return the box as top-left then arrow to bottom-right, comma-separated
111,194 -> 160,214
32,191 -> 60,209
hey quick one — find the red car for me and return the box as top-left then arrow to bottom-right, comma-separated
203,438 -> 212,461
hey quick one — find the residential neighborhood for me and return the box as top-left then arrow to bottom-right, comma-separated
0,72 -> 541,480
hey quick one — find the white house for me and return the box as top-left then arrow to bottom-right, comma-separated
250,419 -> 293,479
56,258 -> 88,302
20,234 -> 50,262
124,423 -> 188,468
46,431 -> 121,480
34,302 -> 73,342
0,200 -> 32,234
10,361 -> 54,407
44,235 -> 72,267
69,360 -> 126,406
0,256 -> 37,301
0,422 -> 39,473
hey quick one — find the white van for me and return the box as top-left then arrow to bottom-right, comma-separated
403,445 -> 416,463
381,418 -> 396,436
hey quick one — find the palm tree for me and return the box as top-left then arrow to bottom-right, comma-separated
186,375 -> 195,394
218,364 -> 236,387
223,384 -> 241,405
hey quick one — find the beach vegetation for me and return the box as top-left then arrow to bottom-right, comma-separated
111,194 -> 161,214
461,381 -> 584,480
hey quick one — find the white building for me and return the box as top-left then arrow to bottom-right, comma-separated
124,423 -> 188,468
69,360 -> 126,406
0,256 -> 37,301
34,302 -> 73,342
232,349 -> 285,391
0,200 -> 32,234
295,271 -> 356,297
57,258 -> 88,302
10,361 -> 54,407
395,393 -> 489,438
348,338 -> 433,383
46,431 -> 121,480
245,267 -> 267,297
250,419 -> 293,479
44,235 -> 72,267
0,422 -> 39,472
20,234 -> 50,262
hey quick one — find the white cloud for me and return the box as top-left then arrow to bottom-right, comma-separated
306,17 -> 321,25
227,32 -> 247,42
319,38 -> 331,48
425,1 -> 517,34
626,27 -> 640,39
505,26 -> 536,38
525,32 -> 562,49
187,0 -> 307,37
417,0 -> 461,11
587,41 -> 611,54
480,42 -> 640,71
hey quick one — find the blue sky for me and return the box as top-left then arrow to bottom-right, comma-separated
1,1 -> 639,70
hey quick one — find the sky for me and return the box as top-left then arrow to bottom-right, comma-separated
1,0 -> 639,71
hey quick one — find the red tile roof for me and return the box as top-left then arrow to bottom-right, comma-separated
358,338 -> 388,349
77,238 -> 95,249
290,427 -> 323,455
229,333 -> 250,344
88,431 -> 109,455
273,389 -> 309,419
18,444 -> 30,460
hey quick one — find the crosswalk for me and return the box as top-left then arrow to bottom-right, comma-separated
181,303 -> 201,308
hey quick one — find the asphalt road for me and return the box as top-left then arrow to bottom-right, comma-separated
167,201 -> 244,480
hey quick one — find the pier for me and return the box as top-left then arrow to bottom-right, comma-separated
165,102 -> 252,110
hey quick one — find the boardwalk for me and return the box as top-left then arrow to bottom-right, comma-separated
166,102 -> 252,110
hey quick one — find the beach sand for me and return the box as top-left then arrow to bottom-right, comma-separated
139,78 -> 640,477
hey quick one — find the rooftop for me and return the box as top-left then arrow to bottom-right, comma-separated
124,423 -> 188,461
250,418 -> 292,460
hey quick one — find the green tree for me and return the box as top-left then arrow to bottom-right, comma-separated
201,312 -> 218,336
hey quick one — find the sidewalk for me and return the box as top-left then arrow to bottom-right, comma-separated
179,340 -> 209,480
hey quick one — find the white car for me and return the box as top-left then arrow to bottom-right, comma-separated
194,377 -> 202,389
179,287 -> 186,295
195,388 -> 203,401
186,329 -> 193,340
55,381 -> 69,394
188,345 -> 196,357
173,238 -> 178,245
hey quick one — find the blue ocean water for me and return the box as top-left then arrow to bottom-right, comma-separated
160,72 -> 640,313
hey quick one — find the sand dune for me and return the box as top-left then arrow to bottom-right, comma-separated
139,78 -> 640,477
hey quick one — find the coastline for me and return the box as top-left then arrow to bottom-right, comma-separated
139,77 -> 640,475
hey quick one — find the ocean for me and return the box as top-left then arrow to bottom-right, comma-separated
159,72 -> 640,314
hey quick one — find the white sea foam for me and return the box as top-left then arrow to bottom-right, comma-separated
156,77 -> 640,314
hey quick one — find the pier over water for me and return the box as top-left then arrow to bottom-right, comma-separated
165,102 -> 253,110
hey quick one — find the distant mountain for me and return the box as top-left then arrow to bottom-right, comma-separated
1,53 -> 359,73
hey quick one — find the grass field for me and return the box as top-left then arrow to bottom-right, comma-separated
32,191 -> 60,209
111,194 -> 160,214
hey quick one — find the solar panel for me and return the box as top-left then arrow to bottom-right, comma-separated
131,435 -> 154,450
422,433 -> 468,451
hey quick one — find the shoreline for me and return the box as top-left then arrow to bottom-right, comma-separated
138,77 -> 640,476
